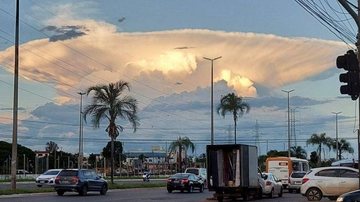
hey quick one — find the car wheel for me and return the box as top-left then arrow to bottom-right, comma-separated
188,185 -> 193,193
199,185 -> 204,193
268,189 -> 274,198
288,188 -> 293,193
79,185 -> 88,196
100,184 -> 108,195
306,187 -> 323,201
278,187 -> 283,197
56,190 -> 65,196
167,189 -> 172,193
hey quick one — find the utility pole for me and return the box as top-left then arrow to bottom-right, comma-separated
11,0 -> 20,191
78,92 -> 86,169
337,0 -> 360,189
203,56 -> 222,145
332,112 -> 342,160
282,89 -> 294,157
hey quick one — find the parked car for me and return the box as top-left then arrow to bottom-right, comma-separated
301,166 -> 359,201
337,190 -> 360,202
17,169 -> 30,174
35,169 -> 62,187
166,173 -> 204,193
184,167 -> 207,188
54,169 -> 108,196
258,172 -> 283,198
288,171 -> 306,193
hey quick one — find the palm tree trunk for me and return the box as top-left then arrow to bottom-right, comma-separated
178,146 -> 182,172
234,118 -> 237,144
111,137 -> 114,184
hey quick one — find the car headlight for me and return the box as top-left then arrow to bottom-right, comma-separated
336,196 -> 343,202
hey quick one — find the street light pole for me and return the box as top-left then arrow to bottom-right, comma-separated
282,89 -> 294,157
203,56 -> 222,145
332,112 -> 341,161
78,92 -> 86,169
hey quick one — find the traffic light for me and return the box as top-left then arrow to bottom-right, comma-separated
337,50 -> 360,100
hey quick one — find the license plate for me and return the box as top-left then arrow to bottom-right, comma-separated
61,180 -> 70,184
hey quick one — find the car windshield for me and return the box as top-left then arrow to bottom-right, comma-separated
43,170 -> 60,175
59,170 -> 78,176
291,172 -> 306,178
186,169 -> 199,175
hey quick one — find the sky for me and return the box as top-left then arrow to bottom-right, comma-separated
0,0 -> 359,160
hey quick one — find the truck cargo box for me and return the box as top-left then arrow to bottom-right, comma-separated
206,144 -> 259,191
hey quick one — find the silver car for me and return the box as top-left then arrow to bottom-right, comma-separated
36,169 -> 62,187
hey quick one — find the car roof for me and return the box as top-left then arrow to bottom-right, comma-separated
310,166 -> 359,172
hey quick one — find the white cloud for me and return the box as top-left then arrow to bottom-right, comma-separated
0,18 -> 346,107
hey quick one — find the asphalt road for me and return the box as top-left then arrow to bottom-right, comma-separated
0,188 -> 333,202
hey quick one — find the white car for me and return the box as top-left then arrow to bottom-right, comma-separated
258,172 -> 283,198
35,169 -> 62,187
301,166 -> 359,201
288,171 -> 306,193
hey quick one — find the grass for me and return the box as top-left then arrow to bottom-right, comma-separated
0,182 -> 166,196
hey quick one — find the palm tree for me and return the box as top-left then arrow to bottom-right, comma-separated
217,93 -> 250,144
290,146 -> 307,159
332,138 -> 354,160
306,133 -> 332,166
83,81 -> 139,183
168,136 -> 195,172
45,141 -> 58,169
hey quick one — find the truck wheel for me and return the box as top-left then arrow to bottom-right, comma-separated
306,187 -> 322,201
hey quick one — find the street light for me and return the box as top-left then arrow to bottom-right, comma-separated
332,112 -> 341,160
78,92 -> 86,169
203,56 -> 222,145
282,89 -> 294,157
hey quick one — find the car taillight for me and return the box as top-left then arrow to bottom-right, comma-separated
265,181 -> 272,186
55,176 -> 60,184
181,179 -> 189,184
71,176 -> 79,184
302,177 -> 309,184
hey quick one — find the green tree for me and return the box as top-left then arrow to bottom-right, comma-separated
102,141 -> 124,167
83,81 -> 139,183
217,92 -> 250,144
333,138 -> 354,160
306,133 -> 332,166
290,146 -> 307,159
168,136 -> 195,172
45,141 -> 59,169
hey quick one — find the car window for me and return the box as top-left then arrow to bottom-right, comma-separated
291,172 -> 306,178
339,169 -> 358,178
186,168 -> 199,175
315,169 -> 337,177
83,170 -> 93,178
59,170 -> 78,176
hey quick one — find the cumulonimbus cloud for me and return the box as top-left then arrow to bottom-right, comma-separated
0,18 -> 346,106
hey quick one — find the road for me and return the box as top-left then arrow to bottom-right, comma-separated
0,188 -> 333,202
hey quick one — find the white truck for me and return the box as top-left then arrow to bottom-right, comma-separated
206,144 -> 261,201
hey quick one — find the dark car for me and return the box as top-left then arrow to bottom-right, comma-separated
54,169 -> 108,196
337,190 -> 360,202
167,173 -> 204,193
